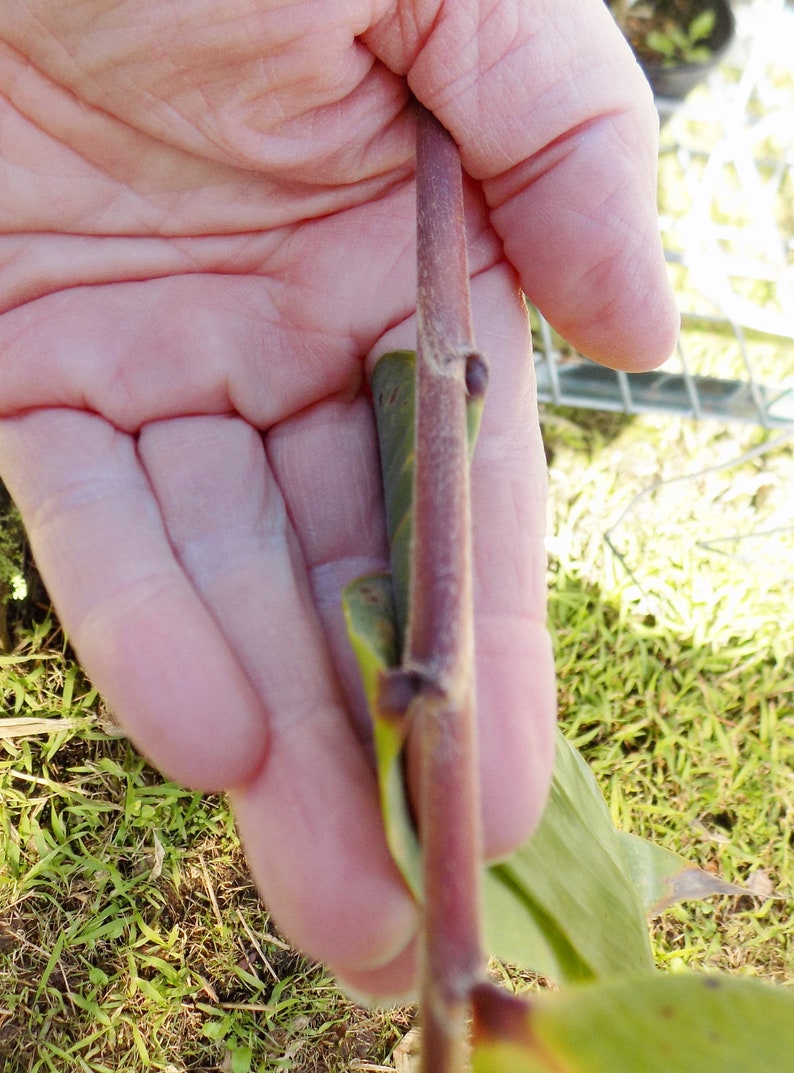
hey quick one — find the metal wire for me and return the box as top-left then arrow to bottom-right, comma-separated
533,0 -> 794,430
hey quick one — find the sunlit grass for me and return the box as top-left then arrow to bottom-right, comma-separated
543,406 -> 794,985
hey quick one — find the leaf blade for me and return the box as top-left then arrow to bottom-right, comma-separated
472,973 -> 794,1073
485,732 -> 653,981
617,831 -> 754,917
341,573 -> 421,897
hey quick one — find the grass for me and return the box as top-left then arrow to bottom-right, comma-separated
0,617 -> 412,1072
542,407 -> 794,983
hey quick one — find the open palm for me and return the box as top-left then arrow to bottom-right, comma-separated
0,0 -> 677,997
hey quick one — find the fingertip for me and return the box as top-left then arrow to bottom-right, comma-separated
550,254 -> 680,372
332,935 -> 419,1008
487,100 -> 680,372
398,0 -> 680,374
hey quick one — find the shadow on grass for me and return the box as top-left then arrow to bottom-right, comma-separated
539,406 -> 638,467
547,560 -> 794,980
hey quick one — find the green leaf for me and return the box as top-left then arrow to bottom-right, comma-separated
341,573 -> 421,897
645,30 -> 678,58
370,350 -> 484,639
617,831 -> 752,917
483,866 -> 593,985
341,573 -> 400,703
486,741 -> 757,981
689,8 -> 717,44
370,352 -> 417,640
485,732 -> 653,982
471,973 -> 794,1073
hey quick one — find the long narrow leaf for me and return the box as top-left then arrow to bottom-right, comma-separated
341,573 -> 421,896
371,350 -> 483,638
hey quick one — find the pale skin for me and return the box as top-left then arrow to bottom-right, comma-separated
0,1 -> 678,999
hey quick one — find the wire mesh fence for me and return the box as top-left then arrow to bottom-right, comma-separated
532,0 -> 794,429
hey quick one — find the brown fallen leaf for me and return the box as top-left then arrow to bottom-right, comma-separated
744,869 -> 776,899
393,1028 -> 421,1073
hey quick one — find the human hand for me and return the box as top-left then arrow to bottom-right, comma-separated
0,0 -> 677,999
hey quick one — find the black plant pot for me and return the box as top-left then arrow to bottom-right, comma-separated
637,0 -> 736,101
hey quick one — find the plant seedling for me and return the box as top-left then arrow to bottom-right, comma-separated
645,8 -> 717,65
610,1 -> 719,67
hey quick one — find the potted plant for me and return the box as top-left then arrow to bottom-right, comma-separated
609,0 -> 736,100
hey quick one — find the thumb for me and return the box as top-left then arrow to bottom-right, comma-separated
368,0 -> 679,369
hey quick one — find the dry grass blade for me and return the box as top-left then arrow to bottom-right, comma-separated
0,716 -> 84,739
